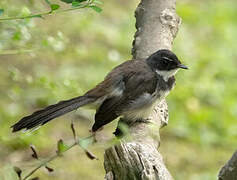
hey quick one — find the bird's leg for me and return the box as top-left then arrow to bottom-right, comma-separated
113,118 -> 150,137
113,118 -> 128,137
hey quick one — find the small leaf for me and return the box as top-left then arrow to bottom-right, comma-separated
78,136 -> 94,149
30,144 -> 38,159
90,5 -> 102,13
45,0 -> 51,4
21,6 -> 31,16
85,150 -> 98,160
13,166 -> 22,179
0,9 -> 4,16
57,139 -> 68,155
45,166 -> 54,172
50,4 -> 60,11
71,122 -> 76,141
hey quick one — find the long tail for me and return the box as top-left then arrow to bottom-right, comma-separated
11,95 -> 95,132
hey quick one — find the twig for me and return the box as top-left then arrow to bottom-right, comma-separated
23,151 -> 60,180
22,135 -> 95,180
0,0 -> 95,22
0,49 -> 34,55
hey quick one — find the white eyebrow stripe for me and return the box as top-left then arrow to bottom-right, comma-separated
162,57 -> 173,62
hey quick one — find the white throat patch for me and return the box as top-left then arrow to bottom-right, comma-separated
156,69 -> 179,81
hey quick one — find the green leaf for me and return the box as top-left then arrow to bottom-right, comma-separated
57,139 -> 68,155
21,7 -> 31,16
78,136 -> 94,149
0,9 -> 4,16
90,5 -> 102,13
45,0 -> 51,4
50,4 -> 60,11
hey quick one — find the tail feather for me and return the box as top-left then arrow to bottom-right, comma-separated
11,95 -> 95,132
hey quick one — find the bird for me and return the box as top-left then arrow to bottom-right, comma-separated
11,49 -> 188,133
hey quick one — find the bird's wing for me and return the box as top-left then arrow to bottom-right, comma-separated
92,60 -> 157,131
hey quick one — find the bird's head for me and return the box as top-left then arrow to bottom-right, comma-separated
146,49 -> 188,80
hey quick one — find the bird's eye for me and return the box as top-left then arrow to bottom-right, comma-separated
159,60 -> 168,68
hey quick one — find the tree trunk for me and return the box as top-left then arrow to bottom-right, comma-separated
104,0 -> 181,179
218,151 -> 237,180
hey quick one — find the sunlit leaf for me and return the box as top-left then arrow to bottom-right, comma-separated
50,4 -> 60,11
57,139 -> 68,155
78,137 -> 94,149
21,7 -> 31,16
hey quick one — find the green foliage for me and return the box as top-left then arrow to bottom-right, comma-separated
57,139 -> 69,155
171,0 -> 237,146
78,136 -> 94,149
0,0 -> 102,21
50,4 -> 60,11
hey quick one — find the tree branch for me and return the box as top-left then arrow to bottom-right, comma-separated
104,0 -> 181,179
218,150 -> 237,180
0,0 -> 98,22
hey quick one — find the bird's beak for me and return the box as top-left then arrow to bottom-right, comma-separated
178,64 -> 188,69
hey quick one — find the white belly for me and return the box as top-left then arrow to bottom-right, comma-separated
123,89 -> 170,121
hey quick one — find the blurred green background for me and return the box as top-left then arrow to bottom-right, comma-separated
0,0 -> 237,179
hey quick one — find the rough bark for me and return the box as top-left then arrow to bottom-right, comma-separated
104,0 -> 181,179
218,151 -> 237,180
